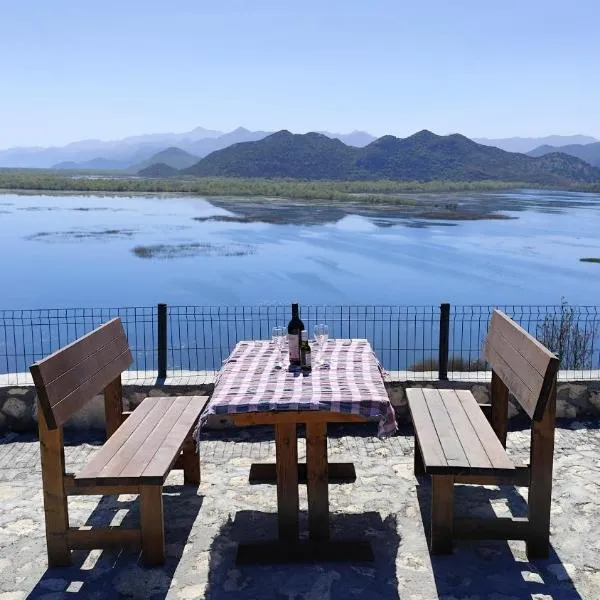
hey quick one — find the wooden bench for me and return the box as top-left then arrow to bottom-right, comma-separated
30,317 -> 209,567
407,309 -> 559,558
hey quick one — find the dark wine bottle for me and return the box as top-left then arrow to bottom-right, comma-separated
287,303 -> 304,366
300,329 -> 312,372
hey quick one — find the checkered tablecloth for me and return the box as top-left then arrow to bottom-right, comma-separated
197,339 -> 397,437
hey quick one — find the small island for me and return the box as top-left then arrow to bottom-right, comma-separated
580,257 -> 600,263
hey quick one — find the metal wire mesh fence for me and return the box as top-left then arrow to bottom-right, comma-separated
0,307 -> 157,384
1,304 -> 599,384
449,305 -> 600,380
167,305 -> 441,374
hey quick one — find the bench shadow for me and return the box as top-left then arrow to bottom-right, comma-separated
203,510 -> 401,599
415,478 -> 585,599
0,430 -> 107,447
24,484 -> 203,599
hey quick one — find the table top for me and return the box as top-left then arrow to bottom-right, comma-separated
200,339 -> 397,436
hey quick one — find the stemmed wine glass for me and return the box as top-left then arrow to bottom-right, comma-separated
272,326 -> 285,369
313,323 -> 329,367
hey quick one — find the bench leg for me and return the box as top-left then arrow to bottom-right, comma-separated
431,475 -> 454,555
490,370 -> 509,448
526,390 -> 555,560
39,410 -> 71,567
182,434 -> 200,485
140,485 -> 165,565
414,436 -> 425,477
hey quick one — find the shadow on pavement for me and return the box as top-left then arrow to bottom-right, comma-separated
25,484 -> 203,599
416,477 -> 585,599
204,510 -> 401,599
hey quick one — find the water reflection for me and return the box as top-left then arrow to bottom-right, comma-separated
1,189 -> 599,307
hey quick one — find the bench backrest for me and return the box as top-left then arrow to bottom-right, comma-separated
483,310 -> 559,421
30,318 -> 133,430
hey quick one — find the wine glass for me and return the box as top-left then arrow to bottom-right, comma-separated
314,324 -> 329,366
272,326 -> 285,368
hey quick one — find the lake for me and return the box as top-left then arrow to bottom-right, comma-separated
1,189 -> 599,309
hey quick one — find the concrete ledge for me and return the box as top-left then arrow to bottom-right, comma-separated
1,370 -> 599,432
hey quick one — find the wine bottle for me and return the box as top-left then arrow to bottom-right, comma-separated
300,329 -> 312,372
287,303 -> 304,366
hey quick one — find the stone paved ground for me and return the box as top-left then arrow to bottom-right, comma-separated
1,420 -> 599,599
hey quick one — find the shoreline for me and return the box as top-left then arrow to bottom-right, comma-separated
1,177 -> 599,222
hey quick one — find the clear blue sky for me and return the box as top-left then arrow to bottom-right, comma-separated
1,0 -> 599,148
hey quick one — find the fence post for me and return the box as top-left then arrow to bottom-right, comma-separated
438,303 -> 450,381
157,303 -> 167,379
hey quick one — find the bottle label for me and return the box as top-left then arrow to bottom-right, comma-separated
288,333 -> 300,362
304,352 -> 311,369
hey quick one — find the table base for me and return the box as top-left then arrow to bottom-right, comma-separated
236,540 -> 374,564
249,462 -> 356,484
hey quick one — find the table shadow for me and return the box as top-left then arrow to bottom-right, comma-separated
203,510 -> 401,599
415,477 -> 585,599
24,484 -> 203,599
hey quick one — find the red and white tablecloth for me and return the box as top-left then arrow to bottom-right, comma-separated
197,339 -> 397,437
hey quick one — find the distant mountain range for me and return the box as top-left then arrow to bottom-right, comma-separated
474,135 -> 598,154
177,130 -> 600,185
54,157 -> 133,171
2,126 -> 599,184
0,127 -> 375,169
527,141 -> 600,168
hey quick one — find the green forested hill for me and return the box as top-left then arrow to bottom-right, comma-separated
133,147 -> 200,171
183,131 -> 356,179
182,130 -> 600,185
137,162 -> 179,178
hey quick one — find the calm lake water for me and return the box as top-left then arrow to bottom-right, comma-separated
1,190 -> 599,308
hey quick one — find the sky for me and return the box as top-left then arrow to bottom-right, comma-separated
1,0 -> 599,148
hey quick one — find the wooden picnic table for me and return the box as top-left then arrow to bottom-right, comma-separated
198,338 -> 396,564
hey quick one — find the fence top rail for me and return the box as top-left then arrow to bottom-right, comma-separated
1,303 -> 598,312
0,304 -> 599,315
0,306 -> 157,317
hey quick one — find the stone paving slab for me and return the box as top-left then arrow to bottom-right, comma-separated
0,421 -> 599,599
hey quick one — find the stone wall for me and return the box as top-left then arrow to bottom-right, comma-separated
1,379 -> 600,433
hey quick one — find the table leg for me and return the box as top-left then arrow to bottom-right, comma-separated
306,421 -> 329,541
275,422 -> 299,540
236,416 -> 373,565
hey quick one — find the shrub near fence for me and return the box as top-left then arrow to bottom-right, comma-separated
0,303 -> 599,385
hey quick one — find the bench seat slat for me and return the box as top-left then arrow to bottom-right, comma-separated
76,396 -> 206,485
455,390 -> 515,472
422,389 -> 469,466
406,388 -> 447,469
118,397 -> 191,480
75,396 -> 159,480
95,397 -> 172,481
76,397 -> 168,482
439,390 -> 492,469
142,398 -> 207,480
407,389 -> 515,476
